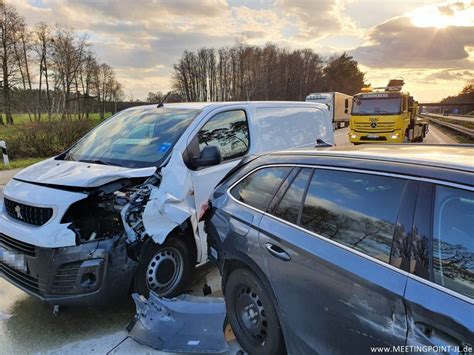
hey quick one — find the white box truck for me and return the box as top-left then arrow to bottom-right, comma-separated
306,92 -> 352,129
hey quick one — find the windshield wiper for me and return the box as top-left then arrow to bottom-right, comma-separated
78,159 -> 121,167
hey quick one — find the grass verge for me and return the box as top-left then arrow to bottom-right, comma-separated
1,157 -> 46,171
430,122 -> 474,144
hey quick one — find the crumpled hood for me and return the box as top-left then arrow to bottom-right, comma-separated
13,158 -> 157,188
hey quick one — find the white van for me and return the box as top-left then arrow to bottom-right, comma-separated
0,101 -> 333,305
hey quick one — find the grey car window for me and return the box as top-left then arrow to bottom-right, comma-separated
274,168 -> 312,224
433,186 -> 474,299
300,169 -> 407,263
230,167 -> 291,211
198,110 -> 249,161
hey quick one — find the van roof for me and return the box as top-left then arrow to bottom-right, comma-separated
272,144 -> 474,173
128,101 -> 325,112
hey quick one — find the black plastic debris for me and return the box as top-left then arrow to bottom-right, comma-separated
129,292 -> 229,353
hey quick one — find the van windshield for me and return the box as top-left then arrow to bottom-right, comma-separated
64,108 -> 201,168
352,97 -> 401,115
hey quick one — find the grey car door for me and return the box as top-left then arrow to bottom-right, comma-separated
210,167 -> 292,271
258,168 -> 416,354
405,183 -> 474,352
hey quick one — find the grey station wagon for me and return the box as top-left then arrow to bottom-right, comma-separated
204,145 -> 474,354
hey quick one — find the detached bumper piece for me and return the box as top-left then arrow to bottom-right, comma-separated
129,292 -> 229,353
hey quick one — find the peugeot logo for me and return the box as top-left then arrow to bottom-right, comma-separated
14,205 -> 23,220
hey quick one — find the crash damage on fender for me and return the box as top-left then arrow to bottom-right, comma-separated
0,150 -> 197,306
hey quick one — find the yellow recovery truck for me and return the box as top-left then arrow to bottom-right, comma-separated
348,79 -> 428,144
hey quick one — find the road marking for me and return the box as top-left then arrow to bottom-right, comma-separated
428,126 -> 454,144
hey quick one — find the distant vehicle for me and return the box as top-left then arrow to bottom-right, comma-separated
205,145 -> 474,354
349,79 -> 428,144
305,92 -> 352,130
0,101 -> 333,306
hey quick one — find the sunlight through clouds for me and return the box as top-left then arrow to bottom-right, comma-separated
409,0 -> 474,28
14,0 -> 474,101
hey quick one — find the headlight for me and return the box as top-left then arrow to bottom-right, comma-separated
350,134 -> 357,139
390,134 -> 400,139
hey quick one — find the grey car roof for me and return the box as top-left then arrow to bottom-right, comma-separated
272,144 -> 474,173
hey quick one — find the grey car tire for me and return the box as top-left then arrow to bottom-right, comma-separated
225,268 -> 286,355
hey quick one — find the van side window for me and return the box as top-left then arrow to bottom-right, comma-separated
274,168 -> 312,224
198,110 -> 249,161
230,167 -> 291,211
300,170 -> 407,263
432,186 -> 474,299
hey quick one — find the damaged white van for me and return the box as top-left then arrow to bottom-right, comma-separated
0,102 -> 333,305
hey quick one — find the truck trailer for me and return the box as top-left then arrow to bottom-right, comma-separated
348,79 -> 428,144
306,92 -> 352,129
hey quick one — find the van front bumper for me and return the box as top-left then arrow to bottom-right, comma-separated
0,233 -> 137,306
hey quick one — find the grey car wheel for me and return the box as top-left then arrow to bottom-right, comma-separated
225,268 -> 285,355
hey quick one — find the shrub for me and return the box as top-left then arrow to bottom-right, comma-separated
6,119 -> 94,159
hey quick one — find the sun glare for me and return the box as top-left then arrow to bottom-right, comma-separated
409,1 -> 474,29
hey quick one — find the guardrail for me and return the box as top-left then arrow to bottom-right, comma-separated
0,141 -> 9,168
419,114 -> 474,139
423,112 -> 474,122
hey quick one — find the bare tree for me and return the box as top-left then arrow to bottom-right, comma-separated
172,44 -> 365,102
50,26 -> 88,118
91,62 -> 119,119
0,0 -> 23,125
13,17 -> 34,120
34,22 -> 52,120
110,79 -> 124,114
78,53 -> 98,119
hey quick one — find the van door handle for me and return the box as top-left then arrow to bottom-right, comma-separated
265,243 -> 291,261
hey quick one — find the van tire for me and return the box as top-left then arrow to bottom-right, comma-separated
225,268 -> 285,355
134,237 -> 191,298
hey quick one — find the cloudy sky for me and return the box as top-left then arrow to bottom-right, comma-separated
14,0 -> 474,102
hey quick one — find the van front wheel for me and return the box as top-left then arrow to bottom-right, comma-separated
134,237 -> 191,298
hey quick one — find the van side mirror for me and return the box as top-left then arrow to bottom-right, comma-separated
316,139 -> 332,148
194,146 -> 222,168
344,98 -> 349,114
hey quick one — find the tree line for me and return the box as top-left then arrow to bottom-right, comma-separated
170,43 -> 367,102
441,81 -> 474,104
0,1 -> 124,125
